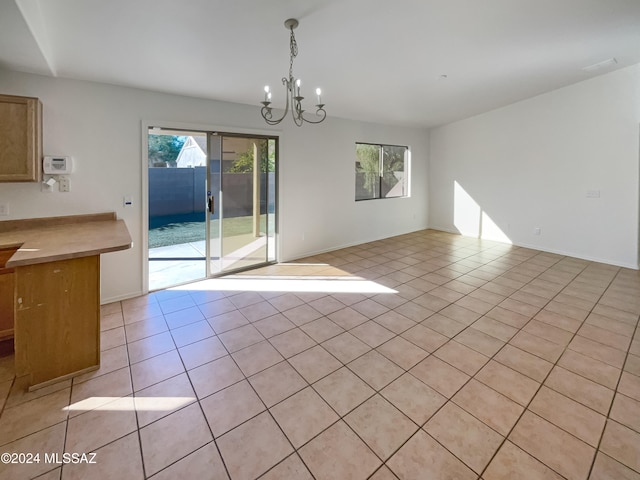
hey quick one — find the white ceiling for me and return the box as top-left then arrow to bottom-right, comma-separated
1,0 -> 640,128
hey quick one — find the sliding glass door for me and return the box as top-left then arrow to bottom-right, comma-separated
148,128 -> 277,290
207,133 -> 277,276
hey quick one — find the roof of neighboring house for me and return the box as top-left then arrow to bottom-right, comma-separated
176,136 -> 206,167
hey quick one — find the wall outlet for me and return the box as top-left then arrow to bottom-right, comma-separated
59,176 -> 70,192
0,203 -> 8,216
533,227 -> 541,235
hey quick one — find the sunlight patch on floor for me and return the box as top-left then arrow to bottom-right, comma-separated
64,397 -> 195,412
170,276 -> 397,294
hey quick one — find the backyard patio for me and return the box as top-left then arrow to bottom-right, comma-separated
148,215 -> 273,290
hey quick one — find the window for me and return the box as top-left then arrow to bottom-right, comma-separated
355,143 -> 409,201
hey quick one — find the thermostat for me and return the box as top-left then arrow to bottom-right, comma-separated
43,156 -> 73,174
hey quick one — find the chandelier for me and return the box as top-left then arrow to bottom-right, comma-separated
261,18 -> 326,126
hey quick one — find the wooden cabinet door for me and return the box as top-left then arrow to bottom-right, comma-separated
0,268 -> 14,339
14,256 -> 100,385
0,94 -> 42,182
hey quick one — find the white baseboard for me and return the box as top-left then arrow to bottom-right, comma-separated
101,290 -> 144,305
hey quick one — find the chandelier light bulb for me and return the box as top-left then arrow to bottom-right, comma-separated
263,85 -> 270,102
315,88 -> 322,105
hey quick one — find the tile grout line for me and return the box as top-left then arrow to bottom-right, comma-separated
476,259 -> 624,479
123,300 -> 149,480
584,268 -> 640,479
167,296 -> 234,480
356,238 -> 548,476
409,251 -> 592,478
295,244 -> 574,477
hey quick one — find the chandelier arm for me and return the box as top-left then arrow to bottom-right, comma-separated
285,76 -> 304,126
261,108 -> 282,125
260,77 -> 292,125
300,107 -> 327,124
291,96 -> 303,127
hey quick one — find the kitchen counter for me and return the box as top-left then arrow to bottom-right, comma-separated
0,212 -> 131,266
0,212 -> 132,390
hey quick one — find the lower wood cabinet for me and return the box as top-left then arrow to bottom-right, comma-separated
14,255 -> 100,387
0,246 -> 17,342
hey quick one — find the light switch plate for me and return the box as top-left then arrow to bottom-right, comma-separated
59,176 -> 70,192
0,203 -> 8,216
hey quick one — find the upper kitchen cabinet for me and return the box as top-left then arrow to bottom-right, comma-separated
0,94 -> 42,182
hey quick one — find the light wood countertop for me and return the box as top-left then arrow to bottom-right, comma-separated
0,212 -> 132,267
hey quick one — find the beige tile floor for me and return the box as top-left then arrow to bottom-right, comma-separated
1,229 -> 639,480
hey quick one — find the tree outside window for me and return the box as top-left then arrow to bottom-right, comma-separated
355,143 -> 408,201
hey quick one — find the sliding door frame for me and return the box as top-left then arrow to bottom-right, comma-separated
141,120 -> 281,294
208,132 -> 279,277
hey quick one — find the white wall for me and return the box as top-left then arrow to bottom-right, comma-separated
0,70 -> 429,302
429,64 -> 640,269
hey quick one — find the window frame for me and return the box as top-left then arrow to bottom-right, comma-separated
355,142 -> 409,201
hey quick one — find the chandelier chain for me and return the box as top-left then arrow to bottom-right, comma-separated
289,28 -> 298,81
